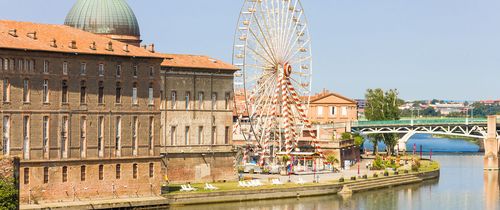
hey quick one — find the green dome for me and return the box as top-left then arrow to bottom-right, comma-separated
64,0 -> 140,37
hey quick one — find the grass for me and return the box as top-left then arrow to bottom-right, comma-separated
418,160 -> 440,172
166,181 -> 326,194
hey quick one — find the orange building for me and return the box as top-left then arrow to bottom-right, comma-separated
307,90 -> 358,126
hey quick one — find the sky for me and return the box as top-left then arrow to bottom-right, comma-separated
1,0 -> 499,101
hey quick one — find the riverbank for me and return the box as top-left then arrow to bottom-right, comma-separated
21,161 -> 439,209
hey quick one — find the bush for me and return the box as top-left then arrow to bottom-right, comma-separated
0,178 -> 18,210
350,176 -> 356,181
237,166 -> 244,173
262,168 -> 270,174
373,173 -> 378,178
411,159 -> 421,172
362,174 -> 368,179
341,132 -> 352,140
394,171 -> 399,175
339,177 -> 345,182
404,170 -> 409,174
371,156 -> 384,170
249,169 -> 255,174
383,171 -> 389,176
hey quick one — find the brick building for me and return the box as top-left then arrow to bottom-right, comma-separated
0,0 -> 237,204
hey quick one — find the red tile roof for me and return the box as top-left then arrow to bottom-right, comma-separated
0,20 -> 162,58
160,53 -> 238,71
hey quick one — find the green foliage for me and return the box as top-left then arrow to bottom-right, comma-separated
364,88 -> 402,155
340,132 -> 352,140
237,166 -> 244,173
353,133 -> 365,147
338,177 -> 345,182
0,178 -> 18,210
281,155 -> 290,164
350,176 -> 356,181
371,156 -> 385,170
471,103 -> 500,117
326,155 -> 339,164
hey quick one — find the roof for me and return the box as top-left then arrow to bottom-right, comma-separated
160,53 -> 239,71
0,20 -> 161,58
65,0 -> 140,37
308,90 -> 357,104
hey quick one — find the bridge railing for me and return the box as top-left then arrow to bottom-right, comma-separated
352,118 -> 488,127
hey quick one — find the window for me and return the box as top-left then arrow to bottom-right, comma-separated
3,78 -> 10,102
98,64 -> 104,76
2,116 -> 10,156
80,80 -> 86,104
211,92 -> 217,110
23,79 -> 29,103
80,117 -> 86,158
149,163 -> 154,178
61,116 -> 68,158
3,59 -> 7,70
80,63 -> 86,75
42,79 -> 49,103
198,126 -> 204,145
24,59 -> 29,71
149,117 -> 154,154
29,60 -> 34,71
43,167 -> 49,184
225,126 -> 230,144
149,66 -> 154,77
98,116 -> 104,158
132,82 -> 138,105
43,60 -> 49,73
115,82 -> 121,103
225,92 -> 230,110
212,126 -> 217,145
24,168 -> 29,185
0,59 -> 3,71
98,81 -> 104,104
133,65 -> 138,77
81,165 -> 86,181
198,92 -> 204,109
148,83 -> 154,105
132,116 -> 138,156
185,126 -> 190,145
62,166 -> 68,182
42,116 -> 49,159
171,91 -> 177,109
23,116 -> 30,160
61,80 -> 68,103
133,163 -> 138,179
341,106 -> 348,116
9,59 -> 14,70
18,59 -> 23,71
115,116 -> 121,157
185,92 -> 190,110
62,62 -> 68,75
330,106 -> 336,116
317,106 -> 323,116
170,126 -> 176,145
99,165 -> 104,180
116,164 -> 121,179
116,65 -> 121,77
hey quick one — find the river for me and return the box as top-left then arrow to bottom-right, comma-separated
170,135 -> 500,210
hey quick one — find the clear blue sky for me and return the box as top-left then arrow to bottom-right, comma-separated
1,0 -> 500,101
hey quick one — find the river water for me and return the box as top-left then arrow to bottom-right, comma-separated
170,135 -> 500,210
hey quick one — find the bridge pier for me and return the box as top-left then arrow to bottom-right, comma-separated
395,131 -> 415,153
484,116 -> 499,170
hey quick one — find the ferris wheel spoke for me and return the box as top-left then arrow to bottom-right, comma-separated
284,33 -> 310,62
245,44 -> 276,66
282,11 -> 305,59
248,28 -> 278,64
279,0 -> 297,58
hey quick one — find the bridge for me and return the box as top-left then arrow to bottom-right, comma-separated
350,116 -> 500,170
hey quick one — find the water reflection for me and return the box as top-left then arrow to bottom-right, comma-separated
170,155 -> 500,210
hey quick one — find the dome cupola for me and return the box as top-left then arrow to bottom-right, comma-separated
64,0 -> 142,46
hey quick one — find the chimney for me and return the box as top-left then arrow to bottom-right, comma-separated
89,41 -> 96,50
50,38 -> 57,48
68,40 -> 77,49
8,29 -> 17,37
147,44 -> 155,53
26,31 -> 37,40
106,41 -> 113,51
123,44 -> 129,52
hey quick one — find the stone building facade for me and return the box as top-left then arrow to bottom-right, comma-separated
160,54 -> 238,183
0,20 -> 164,203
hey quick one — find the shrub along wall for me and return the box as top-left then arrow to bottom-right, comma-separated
0,156 -> 19,209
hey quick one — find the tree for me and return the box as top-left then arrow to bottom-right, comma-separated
364,88 -> 402,155
0,178 -> 18,209
340,132 -> 352,140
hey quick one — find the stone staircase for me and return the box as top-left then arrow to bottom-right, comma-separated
339,174 -> 423,194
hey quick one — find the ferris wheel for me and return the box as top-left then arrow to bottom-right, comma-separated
232,0 -> 318,164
